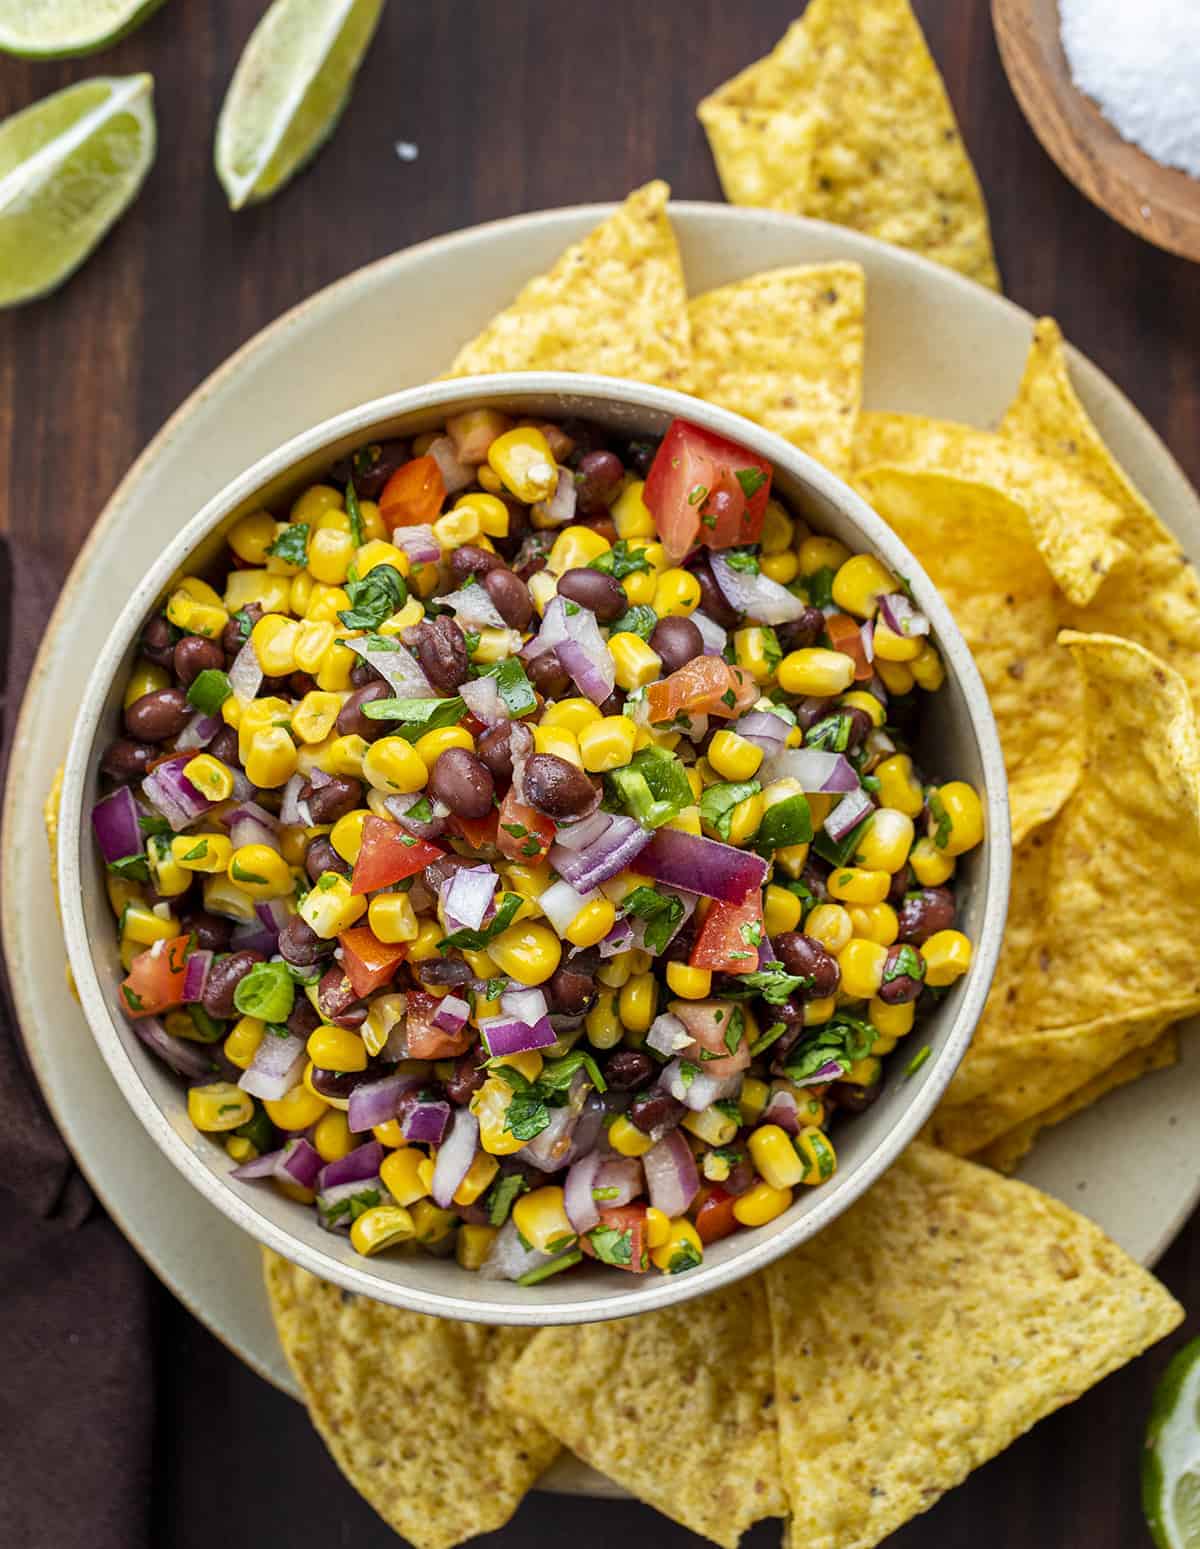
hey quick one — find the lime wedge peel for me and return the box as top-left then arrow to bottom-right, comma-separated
1145,1336 -> 1200,1549
0,0 -> 167,59
0,73 -> 155,308
215,0 -> 384,212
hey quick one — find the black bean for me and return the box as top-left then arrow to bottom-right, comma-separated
445,1053 -> 487,1106
448,544 -> 503,584
555,566 -> 626,623
483,568 -> 533,631
772,932 -> 841,998
604,1050 -> 655,1091
525,647 -> 570,698
650,615 -> 704,676
329,437 -> 410,500
406,615 -> 469,695
222,602 -> 261,658
101,739 -> 155,782
776,607 -> 827,653
350,658 -> 384,688
897,887 -> 956,946
545,961 -> 597,1016
309,1066 -> 372,1101
141,614 -> 176,668
886,864 -> 912,908
302,775 -> 362,825
521,753 -> 598,820
829,1078 -> 882,1114
124,687 -> 190,742
628,1087 -> 685,1136
512,532 -> 552,581
201,950 -> 264,1020
208,726 -> 241,767
574,450 -> 626,514
801,860 -> 831,906
692,554 -> 740,628
173,634 -> 224,687
336,681 -> 394,741
475,722 -> 514,784
317,966 -> 367,1027
178,910 -> 233,953
278,914 -> 332,967
305,836 -> 349,883
289,671 -> 318,698
623,438 -> 660,478
597,688 -> 626,716
286,998 -> 321,1039
429,747 -> 494,819
415,955 -> 472,987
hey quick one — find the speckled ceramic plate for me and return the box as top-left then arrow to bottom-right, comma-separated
3,203 -> 1197,1498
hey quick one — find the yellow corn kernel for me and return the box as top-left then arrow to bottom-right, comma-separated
251,613 -> 301,676
733,1180 -> 793,1227
798,534 -> 852,575
289,571 -> 314,615
527,570 -> 558,615
361,994 -> 407,1060
665,805 -> 702,837
289,690 -> 339,745
665,962 -> 711,999
650,1217 -> 703,1274
726,792 -> 765,847
596,953 -> 632,988
123,660 -> 170,707
805,903 -> 852,953
763,884 -> 802,936
532,723 -> 582,767
869,996 -> 916,1039
225,1136 -> 257,1165
618,972 -> 657,1034
449,1151 -> 499,1210
840,689 -> 886,728
608,1114 -> 653,1158
328,808 -> 370,864
760,499 -> 794,555
874,753 -> 924,817
565,897 -> 616,949
298,872 -> 367,938
305,526 -> 354,586
315,638 -> 355,691
577,715 -> 637,774
377,596 -> 424,637
456,1223 -> 498,1271
708,729 -> 764,783
539,697 -> 599,735
274,1178 -> 317,1206
165,577 -> 228,639
761,551 -> 799,585
201,874 -> 257,924
221,696 -> 242,729
107,874 -> 145,918
749,1123 -> 806,1190
181,753 -> 234,802
831,553 -> 897,618
312,1109 -> 355,1164
304,1059 -> 347,1111
635,724 -> 680,753
931,781 -> 984,856
875,658 -> 915,695
922,929 -> 972,987
732,626 -> 777,685
379,1147 -> 431,1206
407,918 -> 444,964
512,1186 -> 575,1253
910,640 -> 945,691
854,808 -> 915,874
803,995 -> 836,1026
307,1024 -> 368,1075
455,491 -> 510,537
739,1076 -> 770,1127
406,1199 -> 454,1245
469,626 -> 516,664
120,902 -> 181,945
643,1206 -> 672,1250
771,841 -> 809,880
487,426 -> 557,503
245,727 -> 299,789
872,618 -> 923,662
302,584 -> 349,626
170,833 -> 233,875
910,836 -> 955,887
291,484 -> 343,524
119,934 -> 140,970
326,733 -> 368,778
225,568 -> 293,616
292,619 -> 335,675
547,524 -> 611,574
228,843 -> 292,898
683,1104 -> 739,1147
471,1077 -> 527,1156
837,937 -> 889,999
827,866 -> 891,905
607,632 -> 662,692
488,922 -> 561,986
585,991 -> 622,1049
187,1082 -> 254,1133
627,948 -> 653,974
228,509 -> 278,565
846,902 -> 899,946
354,539 -> 409,577
795,1125 -> 837,1185
351,1204 -> 415,1257
264,1082 -> 328,1131
236,693 -> 292,761
432,506 -> 481,550
145,838 -> 189,898
621,567 -> 656,606
413,725 -> 473,772
363,736 -> 429,794
366,890 -> 417,945
357,499 -> 386,542
611,478 -> 656,540
165,1008 -> 205,1042
778,648 -> 856,697
653,567 -> 701,618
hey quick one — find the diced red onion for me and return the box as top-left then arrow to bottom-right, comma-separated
142,755 -> 214,832
222,800 -> 282,833
557,637 -> 614,706
824,786 -> 874,842
254,899 -> 289,939
480,1219 -> 554,1282
275,1136 -> 322,1190
592,1157 -> 644,1207
443,865 -> 497,933
659,1058 -> 741,1113
230,815 -> 282,852
524,1080 -> 601,1173
279,772 -> 307,827
549,813 -> 652,894
133,1017 -> 220,1079
762,1089 -> 800,1134
238,1032 -> 307,1102
598,917 -> 636,957
228,639 -> 263,706
761,747 -> 860,794
639,827 -> 768,903
347,635 -> 433,697
791,1059 -> 845,1089
865,727 -> 896,762
227,769 -> 255,803
508,721 -> 533,805
384,790 -> 447,841
733,710 -> 790,753
433,994 -> 471,1035
347,1072 -> 421,1133
868,674 -> 890,706
460,675 -> 508,726
402,1098 -> 451,1145
710,552 -> 807,625
230,920 -> 278,957
563,1150 -> 603,1235
431,1107 -> 479,1208
317,1175 -> 386,1230
479,1015 -> 557,1058
532,465 -> 577,526
860,618 -> 875,664
878,591 -> 930,639
643,1130 -> 700,1217
500,986 -> 548,1027
426,434 -> 474,495
181,950 -> 213,1004
174,712 -> 219,752
540,878 -> 595,936
758,936 -> 780,968
647,1012 -> 693,1058
690,610 -> 728,656
231,1147 -> 284,1181
444,581 -> 508,632
552,808 -> 612,853
317,1139 -> 385,1192
392,523 -> 441,566
523,595 -> 569,661
92,786 -> 143,863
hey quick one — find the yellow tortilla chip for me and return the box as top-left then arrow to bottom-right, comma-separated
767,1143 -> 1182,1549
977,1029 -> 1180,1174
698,0 -> 999,288
501,1278 -> 784,1547
688,263 -> 865,472
445,180 -> 692,391
854,467 -> 1083,842
1002,319 -> 1200,705
851,410 -> 1130,604
263,1252 -> 558,1549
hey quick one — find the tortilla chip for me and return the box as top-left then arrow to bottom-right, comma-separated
445,180 -> 692,391
1001,319 -> 1200,705
698,0 -> 1000,289
854,466 -> 1083,842
501,1277 -> 785,1547
977,1029 -> 1181,1174
767,1143 -> 1182,1549
851,410 -> 1130,604
263,1252 -> 559,1549
688,263 -> 865,472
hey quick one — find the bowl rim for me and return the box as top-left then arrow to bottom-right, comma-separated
58,370 -> 1011,1324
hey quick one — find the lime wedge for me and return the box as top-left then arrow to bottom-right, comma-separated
1145,1337 -> 1200,1549
215,0 -> 383,211
0,73 -> 155,309
0,0 -> 166,59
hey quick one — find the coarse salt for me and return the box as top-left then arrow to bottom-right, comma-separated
1060,0 -> 1200,179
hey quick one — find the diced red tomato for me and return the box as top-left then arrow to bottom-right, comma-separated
379,455 -> 445,528
450,808 -> 499,850
338,926 -> 409,998
350,816 -> 444,895
824,613 -> 874,682
645,657 -> 758,725
495,787 -> 555,864
579,1204 -> 650,1273
693,1186 -> 739,1245
120,934 -> 190,1018
643,419 -> 773,561
404,988 -> 473,1059
690,895 -> 764,975
670,998 -> 752,1078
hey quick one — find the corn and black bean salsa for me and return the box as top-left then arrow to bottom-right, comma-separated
93,412 -> 982,1284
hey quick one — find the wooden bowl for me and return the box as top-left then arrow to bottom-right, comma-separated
993,0 -> 1200,262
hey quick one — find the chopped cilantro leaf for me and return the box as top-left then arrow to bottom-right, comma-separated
344,477 -> 365,547
267,523 -> 309,567
620,885 -> 685,955
439,893 -> 524,953
587,1224 -> 633,1267
667,1239 -> 703,1274
338,564 -> 407,630
928,791 -> 953,849
589,540 -> 652,580
107,854 -> 149,882
723,547 -> 760,575
608,604 -> 657,641
735,466 -> 767,500
699,779 -> 760,842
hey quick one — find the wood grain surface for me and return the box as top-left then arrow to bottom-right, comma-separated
1,3 -> 1197,1546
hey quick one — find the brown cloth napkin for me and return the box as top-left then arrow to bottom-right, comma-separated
0,536 -> 154,1549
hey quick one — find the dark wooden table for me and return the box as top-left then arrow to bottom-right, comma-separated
2,3 -> 1197,1545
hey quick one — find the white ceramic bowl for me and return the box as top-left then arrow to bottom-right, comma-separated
58,372 -> 1010,1324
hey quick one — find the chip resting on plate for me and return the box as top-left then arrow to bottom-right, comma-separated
444,180 -> 693,390
263,1252 -> 559,1549
1001,318 -> 1200,706
501,1276 -> 785,1547
688,263 -> 865,472
698,0 -> 1000,288
767,1143 -> 1182,1549
854,465 -> 1083,843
